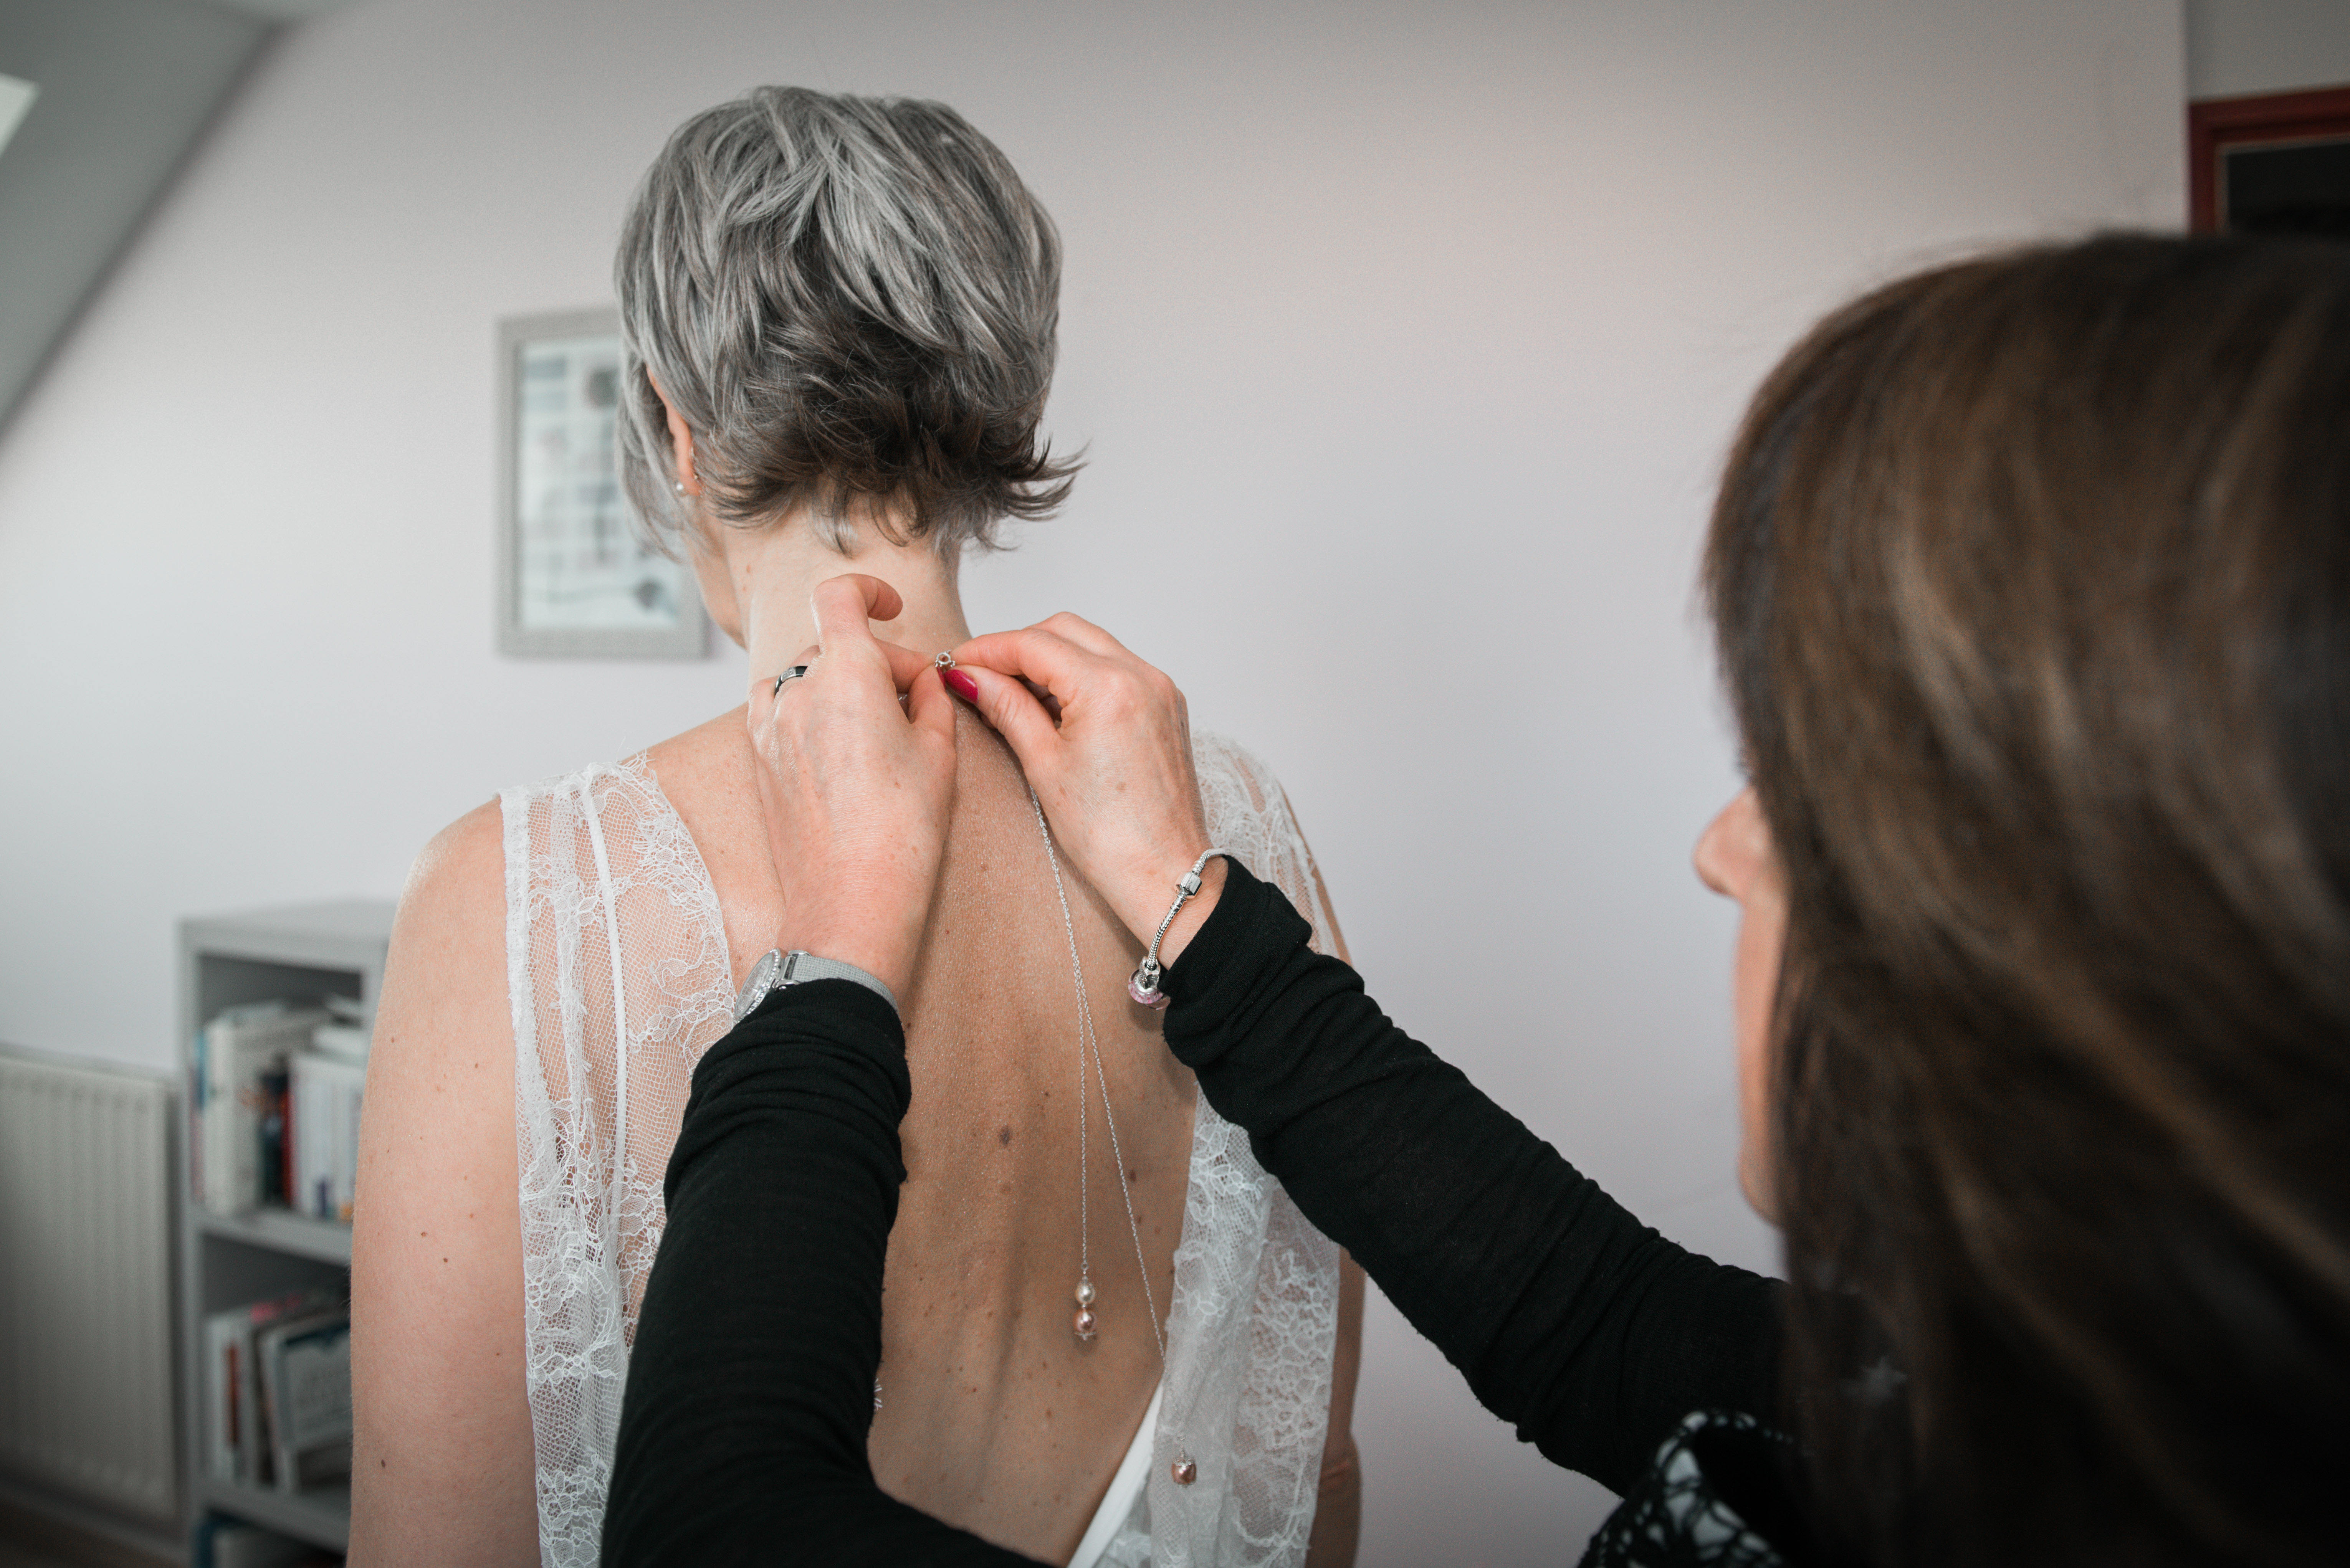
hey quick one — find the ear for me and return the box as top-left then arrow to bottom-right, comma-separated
647,372 -> 702,496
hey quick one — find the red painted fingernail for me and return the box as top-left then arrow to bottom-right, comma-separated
944,668 -> 979,703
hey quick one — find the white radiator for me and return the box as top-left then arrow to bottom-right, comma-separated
0,1048 -> 178,1524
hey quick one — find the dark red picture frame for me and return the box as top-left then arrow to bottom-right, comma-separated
2188,83 -> 2350,233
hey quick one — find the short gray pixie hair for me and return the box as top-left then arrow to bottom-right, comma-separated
614,86 -> 1076,557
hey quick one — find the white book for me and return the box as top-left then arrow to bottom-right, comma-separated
309,1020 -> 370,1064
292,1063 -> 319,1219
290,1050 -> 365,1223
199,1003 -> 330,1216
258,1309 -> 352,1492
335,1062 -> 361,1220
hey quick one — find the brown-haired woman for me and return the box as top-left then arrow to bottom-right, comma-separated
600,231 -> 2350,1566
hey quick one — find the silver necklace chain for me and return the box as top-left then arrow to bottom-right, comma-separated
1028,785 -> 1166,1364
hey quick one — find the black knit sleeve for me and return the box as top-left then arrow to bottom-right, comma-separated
602,980 -> 1044,1567
1159,862 -> 1781,1494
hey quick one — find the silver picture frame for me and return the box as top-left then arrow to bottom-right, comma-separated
495,307 -> 707,658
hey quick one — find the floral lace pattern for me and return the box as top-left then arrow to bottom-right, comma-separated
501,737 -> 1341,1568
502,757 -> 734,1568
1580,1411 -> 1790,1568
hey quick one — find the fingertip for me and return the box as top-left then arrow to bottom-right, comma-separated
953,626 -> 1067,686
962,661 -> 1009,722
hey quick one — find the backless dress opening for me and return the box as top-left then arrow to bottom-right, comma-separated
501,733 -> 1343,1568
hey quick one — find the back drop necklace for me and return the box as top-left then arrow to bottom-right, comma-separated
1027,783 -> 1198,1487
1028,785 -> 1161,1358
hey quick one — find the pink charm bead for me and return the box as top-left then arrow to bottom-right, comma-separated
1072,1307 -> 1097,1341
1129,972 -> 1169,1009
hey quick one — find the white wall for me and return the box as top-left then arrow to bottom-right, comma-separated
2188,0 -> 2350,97
0,1 -> 2181,1558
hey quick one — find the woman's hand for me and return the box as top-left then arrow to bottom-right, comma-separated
948,613 -> 1225,966
749,573 -> 958,1001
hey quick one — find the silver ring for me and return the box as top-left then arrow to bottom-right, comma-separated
933,651 -> 956,671
771,664 -> 810,697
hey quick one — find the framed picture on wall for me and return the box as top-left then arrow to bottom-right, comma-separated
496,307 -> 707,658
2188,83 -> 2350,237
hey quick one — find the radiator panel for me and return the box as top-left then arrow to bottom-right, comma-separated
0,1051 -> 177,1524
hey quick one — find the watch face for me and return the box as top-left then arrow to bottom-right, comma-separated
733,949 -> 782,1023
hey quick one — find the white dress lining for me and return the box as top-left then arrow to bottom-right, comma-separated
1069,1380 -> 1162,1568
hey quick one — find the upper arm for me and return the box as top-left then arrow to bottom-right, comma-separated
349,800 -> 539,1567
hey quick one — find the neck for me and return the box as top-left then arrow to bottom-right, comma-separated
718,508 -> 973,681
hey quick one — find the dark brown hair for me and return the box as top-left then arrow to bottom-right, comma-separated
1705,234 -> 2350,1565
614,87 -> 1078,558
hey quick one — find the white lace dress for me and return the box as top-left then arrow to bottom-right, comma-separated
501,733 -> 1343,1568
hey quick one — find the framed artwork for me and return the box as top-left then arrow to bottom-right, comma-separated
2188,83 -> 2350,237
496,307 -> 707,658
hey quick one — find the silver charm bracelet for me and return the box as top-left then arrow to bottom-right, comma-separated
1127,849 -> 1226,1009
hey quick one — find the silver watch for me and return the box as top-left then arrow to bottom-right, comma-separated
731,949 -> 900,1023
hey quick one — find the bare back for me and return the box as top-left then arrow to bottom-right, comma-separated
652,704 -> 1194,1557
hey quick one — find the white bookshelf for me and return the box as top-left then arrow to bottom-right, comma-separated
178,901 -> 394,1559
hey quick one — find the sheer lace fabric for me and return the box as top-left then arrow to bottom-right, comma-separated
502,760 -> 734,1568
502,735 -> 1341,1568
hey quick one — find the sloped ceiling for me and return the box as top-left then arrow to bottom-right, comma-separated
0,0 -> 363,436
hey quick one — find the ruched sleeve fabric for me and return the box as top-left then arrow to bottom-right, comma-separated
1159,861 -> 1781,1495
601,979 -> 1043,1566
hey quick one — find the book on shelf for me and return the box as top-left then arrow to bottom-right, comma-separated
202,1287 -> 341,1487
194,1002 -> 333,1216
313,991 -> 369,1064
258,1061 -> 291,1209
192,998 -> 370,1223
290,1049 -> 366,1224
259,1307 -> 354,1492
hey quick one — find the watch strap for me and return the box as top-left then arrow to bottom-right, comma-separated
731,948 -> 899,1023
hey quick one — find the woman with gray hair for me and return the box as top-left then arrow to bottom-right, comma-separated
349,89 -> 1364,1568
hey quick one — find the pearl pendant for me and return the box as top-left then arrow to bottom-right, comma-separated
1171,1455 -> 1197,1486
1073,1307 -> 1097,1341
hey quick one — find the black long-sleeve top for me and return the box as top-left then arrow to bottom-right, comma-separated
602,861 -> 1782,1565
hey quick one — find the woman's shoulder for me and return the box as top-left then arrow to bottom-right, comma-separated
638,707 -> 756,828
401,797 -> 506,934
1190,730 -> 1349,961
1191,729 -> 1318,855
497,714 -> 766,991
1191,729 -> 1293,821
491,709 -> 748,818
